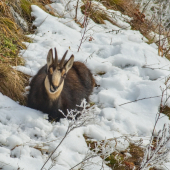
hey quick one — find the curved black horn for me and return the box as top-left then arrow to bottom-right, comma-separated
54,48 -> 58,66
60,50 -> 68,67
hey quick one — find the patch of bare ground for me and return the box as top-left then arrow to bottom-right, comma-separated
84,135 -> 151,170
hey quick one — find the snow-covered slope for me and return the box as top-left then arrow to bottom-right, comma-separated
1,0 -> 170,169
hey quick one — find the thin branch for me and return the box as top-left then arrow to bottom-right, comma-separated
75,0 -> 79,22
115,95 -> 162,108
40,128 -> 70,170
69,155 -> 97,170
141,0 -> 152,14
77,1 -> 91,52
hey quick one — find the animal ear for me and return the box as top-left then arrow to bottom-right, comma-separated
64,55 -> 74,73
47,48 -> 53,70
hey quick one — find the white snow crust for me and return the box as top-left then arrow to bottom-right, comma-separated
1,0 -> 170,169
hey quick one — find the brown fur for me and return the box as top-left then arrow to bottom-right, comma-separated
27,49 -> 95,121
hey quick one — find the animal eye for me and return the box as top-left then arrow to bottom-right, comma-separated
61,69 -> 66,75
49,67 -> 53,74
63,73 -> 66,77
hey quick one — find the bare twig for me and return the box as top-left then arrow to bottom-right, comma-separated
114,95 -> 162,108
40,128 -> 69,170
141,0 -> 152,14
140,124 -> 170,170
75,0 -> 80,22
77,0 -> 91,52
140,79 -> 170,169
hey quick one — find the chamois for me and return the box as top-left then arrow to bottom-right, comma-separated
27,48 -> 95,121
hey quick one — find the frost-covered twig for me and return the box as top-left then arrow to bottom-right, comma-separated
40,99 -> 97,170
151,85 -> 170,137
140,124 -> 170,169
70,134 -> 137,170
61,99 -> 97,128
48,151 -> 62,170
70,138 -> 115,170
140,81 -> 170,169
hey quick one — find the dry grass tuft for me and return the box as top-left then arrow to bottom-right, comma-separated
20,0 -> 32,19
0,64 -> 29,105
0,0 -> 43,104
160,105 -> 170,120
105,143 -> 144,169
130,10 -> 156,41
125,143 -> 144,168
0,0 -> 53,104
8,0 -> 53,28
80,3 -> 120,26
81,4 -> 109,24
19,0 -> 54,22
0,17 -> 17,31
100,0 -> 132,12
0,0 -> 29,66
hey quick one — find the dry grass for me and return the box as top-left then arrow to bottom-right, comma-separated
105,143 -> 144,169
20,0 -> 32,20
87,0 -> 156,46
160,105 -> 170,120
0,0 -> 29,66
0,64 -> 29,105
100,0 -> 131,12
0,0 -> 51,104
125,144 -> 144,169
80,4 -> 109,24
80,3 -> 122,26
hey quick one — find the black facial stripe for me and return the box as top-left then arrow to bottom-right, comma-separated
47,65 -> 67,91
56,76 -> 64,88
48,72 -> 53,86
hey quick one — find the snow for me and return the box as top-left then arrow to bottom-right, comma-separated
1,0 -> 170,169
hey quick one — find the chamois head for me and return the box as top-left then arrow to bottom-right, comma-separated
44,48 -> 74,99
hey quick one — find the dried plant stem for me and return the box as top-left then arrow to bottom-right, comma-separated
141,0 -> 152,13
115,95 -> 162,108
140,83 -> 170,169
40,128 -> 70,170
75,0 -> 79,22
77,0 -> 91,52
69,155 -> 96,170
